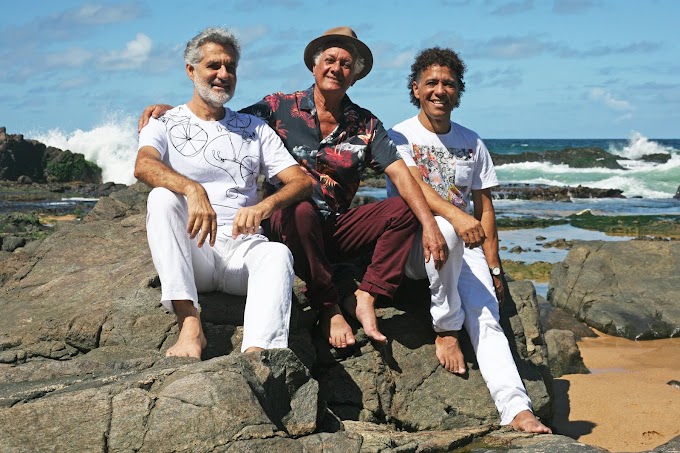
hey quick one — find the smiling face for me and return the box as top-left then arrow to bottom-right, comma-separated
413,64 -> 460,133
187,41 -> 237,107
312,45 -> 356,96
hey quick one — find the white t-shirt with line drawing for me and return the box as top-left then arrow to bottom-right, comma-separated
139,104 -> 298,231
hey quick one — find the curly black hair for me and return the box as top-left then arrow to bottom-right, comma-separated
408,47 -> 466,108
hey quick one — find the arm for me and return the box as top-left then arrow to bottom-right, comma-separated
134,146 -> 217,248
406,166 -> 485,248
385,159 -> 448,269
472,188 -> 505,304
137,104 -> 174,132
231,165 -> 312,238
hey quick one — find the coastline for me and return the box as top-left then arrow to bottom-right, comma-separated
552,331 -> 680,452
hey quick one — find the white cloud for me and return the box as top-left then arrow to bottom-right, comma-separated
99,33 -> 153,70
589,87 -> 634,120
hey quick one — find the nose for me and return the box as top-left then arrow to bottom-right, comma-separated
434,82 -> 446,95
217,65 -> 230,80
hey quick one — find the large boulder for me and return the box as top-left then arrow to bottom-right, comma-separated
548,240 -> 680,339
0,184 -> 563,450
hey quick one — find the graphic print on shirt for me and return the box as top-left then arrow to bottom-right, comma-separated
412,144 -> 474,210
159,107 -> 260,210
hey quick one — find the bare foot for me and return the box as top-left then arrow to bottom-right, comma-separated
166,301 -> 207,359
244,346 -> 264,354
320,304 -> 356,349
510,410 -> 552,434
435,331 -> 466,374
343,290 -> 387,345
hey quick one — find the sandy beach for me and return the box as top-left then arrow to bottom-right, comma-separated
551,331 -> 680,452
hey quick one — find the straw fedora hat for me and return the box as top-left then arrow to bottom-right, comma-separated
303,26 -> 373,80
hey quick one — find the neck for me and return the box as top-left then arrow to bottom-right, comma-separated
418,110 -> 451,134
313,85 -> 344,117
187,95 -> 226,121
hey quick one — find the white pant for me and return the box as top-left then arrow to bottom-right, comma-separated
406,216 -> 532,425
146,188 -> 293,352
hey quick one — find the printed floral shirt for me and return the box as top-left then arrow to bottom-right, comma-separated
241,85 -> 399,217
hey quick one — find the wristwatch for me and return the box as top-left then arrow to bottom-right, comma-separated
490,266 -> 502,277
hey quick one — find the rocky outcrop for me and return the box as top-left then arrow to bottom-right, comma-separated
0,127 -> 102,184
490,146 -> 625,170
494,183 -> 624,201
0,183 -> 620,451
675,185 -> 680,200
544,329 -> 589,378
548,240 -> 680,340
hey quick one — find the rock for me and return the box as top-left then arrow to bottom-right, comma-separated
16,175 -> 32,184
0,350 -> 346,452
493,183 -> 624,201
539,297 -> 596,340
548,240 -> 680,339
0,128 -> 102,184
543,238 -> 573,249
1,236 -> 26,252
647,434 -> 680,452
675,185 -> 680,200
667,380 -> 680,389
0,185 -> 556,451
491,146 -> 625,170
544,329 -> 589,378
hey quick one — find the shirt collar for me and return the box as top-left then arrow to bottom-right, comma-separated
300,84 -> 355,114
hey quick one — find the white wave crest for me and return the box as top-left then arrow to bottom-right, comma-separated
608,131 -> 675,159
28,114 -> 139,184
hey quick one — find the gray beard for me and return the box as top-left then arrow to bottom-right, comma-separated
195,79 -> 233,107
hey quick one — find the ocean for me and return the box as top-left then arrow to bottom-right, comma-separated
25,119 -> 679,296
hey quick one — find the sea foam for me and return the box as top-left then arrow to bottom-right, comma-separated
29,114 -> 139,185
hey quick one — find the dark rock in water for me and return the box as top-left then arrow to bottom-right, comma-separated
549,240 -> 680,340
0,127 -> 102,184
494,183 -> 624,201
641,153 -> 671,164
536,235 -> 547,241
542,238 -> 573,249
510,245 -> 526,253
675,185 -> 680,200
491,146 -> 625,170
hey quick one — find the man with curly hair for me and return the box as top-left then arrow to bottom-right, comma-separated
386,47 -> 552,433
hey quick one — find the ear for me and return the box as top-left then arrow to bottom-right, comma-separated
412,80 -> 420,100
186,63 -> 195,81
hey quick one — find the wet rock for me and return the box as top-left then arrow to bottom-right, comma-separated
491,146 -> 625,170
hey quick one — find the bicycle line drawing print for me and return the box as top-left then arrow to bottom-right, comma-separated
160,107 -> 261,209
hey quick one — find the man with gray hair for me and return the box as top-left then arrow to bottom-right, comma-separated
135,27 -> 312,359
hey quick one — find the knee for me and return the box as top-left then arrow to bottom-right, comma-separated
147,187 -> 184,214
282,201 -> 320,235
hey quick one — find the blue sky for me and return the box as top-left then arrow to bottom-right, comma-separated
2,0 -> 679,139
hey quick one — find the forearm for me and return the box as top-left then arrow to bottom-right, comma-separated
475,191 -> 501,268
134,154 -> 203,197
258,176 -> 311,214
389,167 -> 438,228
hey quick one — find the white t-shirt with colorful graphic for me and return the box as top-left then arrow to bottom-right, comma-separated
386,116 -> 498,213
139,104 -> 297,230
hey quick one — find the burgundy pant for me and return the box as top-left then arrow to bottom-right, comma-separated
266,198 -> 418,308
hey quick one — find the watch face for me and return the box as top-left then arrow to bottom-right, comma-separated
491,267 -> 501,276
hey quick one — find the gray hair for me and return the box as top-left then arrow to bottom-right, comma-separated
184,27 -> 241,67
312,43 -> 365,78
